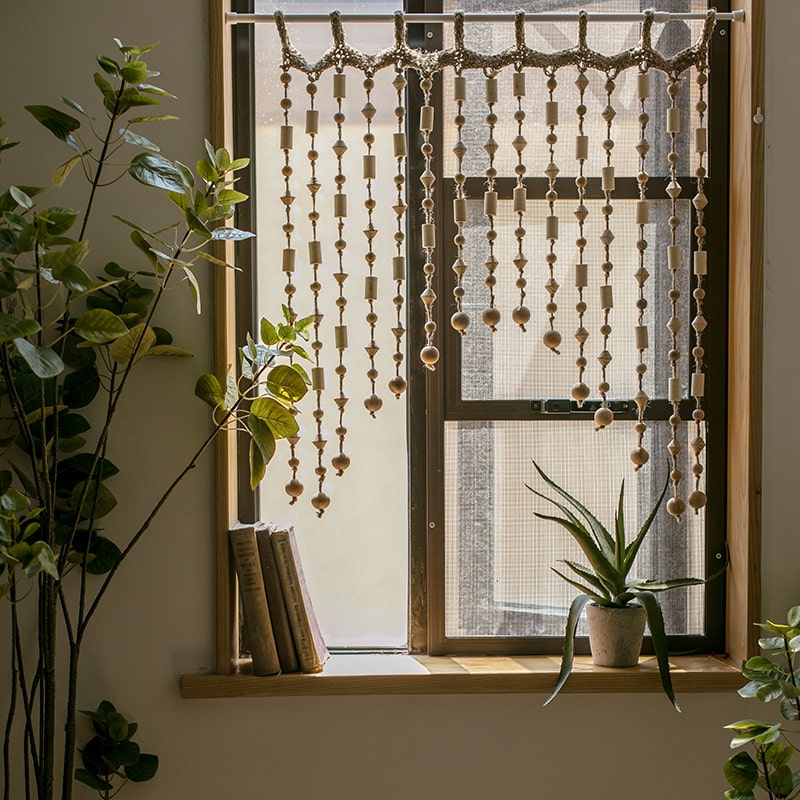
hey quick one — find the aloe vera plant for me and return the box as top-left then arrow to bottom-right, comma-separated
527,461 -> 707,710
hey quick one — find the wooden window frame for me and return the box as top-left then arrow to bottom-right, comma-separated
198,0 -> 763,690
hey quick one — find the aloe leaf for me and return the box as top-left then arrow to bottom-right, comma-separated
615,481 -> 625,575
634,589 -> 679,710
561,559 -> 614,598
551,567 -> 606,604
531,460 -> 616,562
629,577 -> 705,592
544,593 -> 593,706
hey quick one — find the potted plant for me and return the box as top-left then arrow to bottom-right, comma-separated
0,39 -> 311,800
722,606 -> 800,799
527,460 -> 707,710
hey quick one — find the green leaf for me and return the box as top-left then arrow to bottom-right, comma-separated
725,720 -> 782,748
128,152 -> 187,194
109,323 -> 156,364
743,656 -> 785,682
224,370 -> 238,410
756,681 -> 785,703
105,740 -> 140,768
28,542 -> 58,580
261,318 -> 278,346
84,536 -> 122,575
120,128 -> 160,152
121,61 -> 148,83
1,488 -> 29,512
183,266 -> 202,313
248,438 -> 266,490
196,158 -> 218,183
128,114 -> 179,124
724,752 -> 758,792
210,226 -> 254,241
759,636 -> 787,651
634,590 -> 679,710
52,155 -> 82,188
63,366 -> 100,408
764,742 -> 794,768
266,364 -> 307,404
147,345 -> 192,357
195,373 -> 224,407
25,105 -> 80,141
9,185 -> 33,210
787,607 -> 800,628
250,396 -> 299,439
106,711 -> 129,741
71,481 -> 117,521
74,309 -> 128,343
97,55 -> 121,76
61,96 -> 94,119
39,206 -> 80,236
125,753 -> 158,782
0,313 -> 40,343
544,593 -> 593,706
216,188 -> 248,204
75,769 -> 113,792
94,72 -> 118,112
13,339 -> 65,379
768,764 -> 794,796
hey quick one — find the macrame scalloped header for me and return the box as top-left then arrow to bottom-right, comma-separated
274,9 -> 717,78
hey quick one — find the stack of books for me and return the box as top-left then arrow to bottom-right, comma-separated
229,525 -> 329,675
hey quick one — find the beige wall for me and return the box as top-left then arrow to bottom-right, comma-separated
0,2 -> 791,797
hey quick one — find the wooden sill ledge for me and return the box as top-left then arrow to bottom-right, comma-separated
180,653 -> 743,698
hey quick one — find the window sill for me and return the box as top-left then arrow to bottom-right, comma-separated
180,653 -> 744,698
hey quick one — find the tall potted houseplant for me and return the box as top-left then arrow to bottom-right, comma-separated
527,461 -> 708,710
0,40 -> 311,800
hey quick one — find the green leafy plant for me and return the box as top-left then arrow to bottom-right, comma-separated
527,461 -> 706,710
75,701 -> 158,797
0,40 -> 309,800
723,606 -> 800,800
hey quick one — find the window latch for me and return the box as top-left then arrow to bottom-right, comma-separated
530,399 -> 632,414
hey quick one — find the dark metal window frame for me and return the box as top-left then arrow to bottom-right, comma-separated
230,0 -> 730,657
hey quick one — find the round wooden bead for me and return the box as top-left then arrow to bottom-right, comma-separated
420,345 -> 440,365
594,406 -> 614,429
542,329 -> 562,351
285,478 -> 304,498
512,305 -> 531,326
388,375 -> 407,397
364,393 -> 383,414
630,447 -> 650,468
666,496 -> 686,520
311,492 -> 331,513
571,382 -> 590,402
482,307 -> 501,329
331,453 -> 351,475
688,490 -> 707,510
451,311 -> 470,332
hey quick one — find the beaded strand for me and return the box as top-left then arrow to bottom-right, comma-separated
542,69 -> 561,351
450,70 -> 470,335
481,71 -> 501,333
511,68 -> 530,330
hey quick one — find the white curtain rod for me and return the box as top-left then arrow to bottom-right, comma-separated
226,9 -> 745,24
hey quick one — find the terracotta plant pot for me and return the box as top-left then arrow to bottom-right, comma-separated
586,603 -> 647,667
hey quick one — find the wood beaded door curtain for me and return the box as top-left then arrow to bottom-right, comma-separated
271,9 -> 716,521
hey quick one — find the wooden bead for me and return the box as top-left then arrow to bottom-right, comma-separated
512,306 -> 530,327
364,394 -> 383,415
694,251 -> 707,275
689,490 -> 707,511
451,311 -> 470,332
594,406 -> 614,429
666,496 -> 685,520
545,100 -> 558,126
571,382 -> 590,403
420,105 -> 434,132
393,132 -> 407,158
454,75 -> 467,102
285,478 -> 304,498
542,329 -> 561,351
280,125 -> 293,151
630,447 -> 650,468
667,107 -> 680,134
513,71 -> 526,98
305,109 -> 319,135
311,492 -> 330,514
483,191 -> 498,218
420,345 -> 439,365
331,453 -> 351,474
393,256 -> 406,281
388,375 -> 407,397
637,72 -> 650,99
482,307 -> 501,330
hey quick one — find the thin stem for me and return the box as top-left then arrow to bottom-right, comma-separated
79,81 -> 126,241
759,746 -> 776,800
782,637 -> 800,719
4,586 -> 18,800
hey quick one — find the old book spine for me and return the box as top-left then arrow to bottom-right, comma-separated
255,526 -> 300,673
229,528 -> 281,676
271,528 -> 329,673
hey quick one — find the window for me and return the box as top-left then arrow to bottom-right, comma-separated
206,0 -> 762,677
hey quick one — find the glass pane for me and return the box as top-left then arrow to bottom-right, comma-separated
254,0 -> 408,648
444,419 -> 706,638
459,198 -> 693,401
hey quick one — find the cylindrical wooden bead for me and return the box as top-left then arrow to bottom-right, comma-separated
637,72 -> 650,99
513,71 -> 526,98
576,135 -> 589,161
308,240 -> 322,265
602,166 -> 615,192
545,101 -> 559,127
393,256 -> 406,281
305,109 -> 319,135
694,250 -> 708,276
600,284 -> 613,310
364,276 -> 378,301
575,263 -> 588,287
334,194 -> 347,219
668,245 -> 682,271
280,125 -> 294,151
333,73 -> 347,100
667,107 -> 681,134
668,376 -> 682,403
282,248 -> 296,273
334,325 -> 348,349
454,197 -> 467,224
484,191 -> 498,218
513,186 -> 526,214
454,75 -> 467,102
363,155 -> 376,179
485,77 -> 498,104
393,132 -> 407,158
422,223 -> 436,249
695,127 -> 707,153
636,200 -> 650,225
545,215 -> 559,240
311,366 -> 325,391
635,325 -> 649,350
420,105 -> 434,132
691,372 -> 706,398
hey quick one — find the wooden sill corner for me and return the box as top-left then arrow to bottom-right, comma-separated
180,653 -> 744,698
